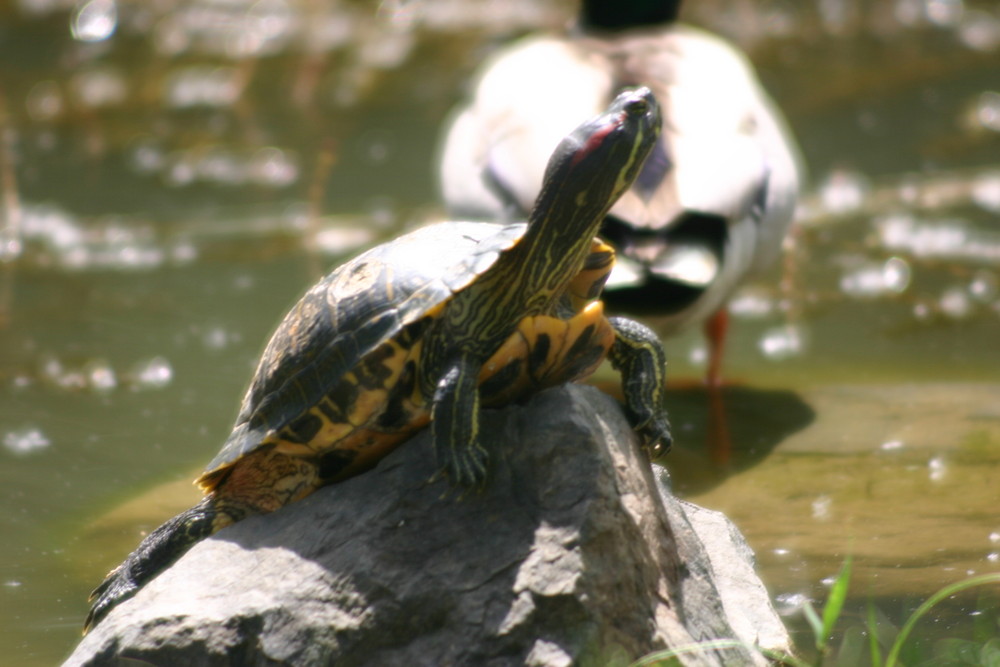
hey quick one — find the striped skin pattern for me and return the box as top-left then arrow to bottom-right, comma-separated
84,89 -> 670,633
199,231 -> 619,496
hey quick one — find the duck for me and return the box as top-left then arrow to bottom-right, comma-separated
437,0 -> 803,386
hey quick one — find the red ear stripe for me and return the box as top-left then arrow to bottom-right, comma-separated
570,115 -> 621,168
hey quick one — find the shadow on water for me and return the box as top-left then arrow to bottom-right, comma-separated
664,385 -> 817,496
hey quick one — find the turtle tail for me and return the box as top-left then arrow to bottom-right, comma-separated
83,496 -> 251,634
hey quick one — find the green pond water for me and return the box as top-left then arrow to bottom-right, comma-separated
2,1 -> 1000,664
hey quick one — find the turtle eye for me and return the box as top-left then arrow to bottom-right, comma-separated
625,97 -> 649,116
627,97 -> 649,115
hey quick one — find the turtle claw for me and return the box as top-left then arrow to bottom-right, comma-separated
82,498 -> 222,634
430,447 -> 489,502
84,568 -> 137,634
607,317 -> 672,460
637,414 -> 672,459
444,440 -> 489,488
431,353 -> 490,489
430,435 -> 489,488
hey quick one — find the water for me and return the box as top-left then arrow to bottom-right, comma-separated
2,1 -> 999,664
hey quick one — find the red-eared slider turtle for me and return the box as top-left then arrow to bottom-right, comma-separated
437,0 -> 802,385
84,87 -> 670,632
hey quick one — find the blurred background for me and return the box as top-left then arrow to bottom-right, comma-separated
1,0 -> 998,664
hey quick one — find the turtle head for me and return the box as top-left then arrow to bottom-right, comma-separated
531,87 -> 661,232
478,88 -> 660,318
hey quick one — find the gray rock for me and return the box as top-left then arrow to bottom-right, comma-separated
65,385 -> 790,667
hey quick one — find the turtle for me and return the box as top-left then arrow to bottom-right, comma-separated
84,86 -> 671,632
437,0 -> 802,386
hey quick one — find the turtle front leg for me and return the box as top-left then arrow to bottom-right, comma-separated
431,353 -> 489,486
607,316 -> 672,457
84,496 -> 251,633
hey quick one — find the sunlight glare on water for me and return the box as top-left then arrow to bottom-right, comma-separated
2,427 -> 51,456
71,0 -> 118,43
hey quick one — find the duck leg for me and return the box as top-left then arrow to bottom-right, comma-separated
703,307 -> 733,465
703,307 -> 729,388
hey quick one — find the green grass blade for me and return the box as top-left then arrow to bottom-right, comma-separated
867,600 -> 883,667
757,647 -> 814,667
802,599 -> 825,651
629,638 -> 804,667
885,572 -> 1000,667
629,639 -> 746,666
822,557 -> 853,642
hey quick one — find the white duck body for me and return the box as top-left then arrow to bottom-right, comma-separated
439,23 -> 802,337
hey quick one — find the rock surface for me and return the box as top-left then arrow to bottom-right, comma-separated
65,385 -> 790,667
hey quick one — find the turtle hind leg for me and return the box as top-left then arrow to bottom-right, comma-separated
83,495 -> 251,634
431,353 -> 488,487
607,316 -> 672,457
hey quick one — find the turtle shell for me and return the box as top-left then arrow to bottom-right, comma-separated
202,221 -> 527,477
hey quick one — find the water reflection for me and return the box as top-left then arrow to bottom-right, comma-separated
838,256 -> 911,298
877,213 -> 1000,263
2,426 -> 51,455
757,324 -> 809,361
666,386 -> 817,495
24,351 -> 173,394
70,0 -> 118,44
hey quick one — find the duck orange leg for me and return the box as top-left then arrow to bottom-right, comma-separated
703,307 -> 729,388
703,308 -> 731,465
